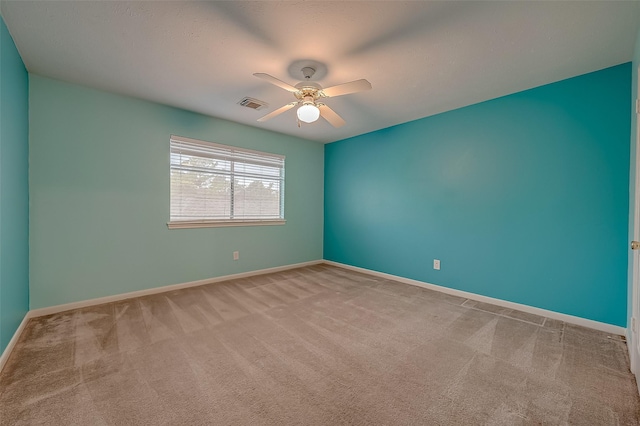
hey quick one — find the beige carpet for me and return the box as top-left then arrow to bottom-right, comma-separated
1,264 -> 638,425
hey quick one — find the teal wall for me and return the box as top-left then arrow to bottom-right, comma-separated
29,75 -> 324,309
325,64 -> 631,327
0,17 -> 29,353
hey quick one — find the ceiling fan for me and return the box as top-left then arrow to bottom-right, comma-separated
254,67 -> 372,128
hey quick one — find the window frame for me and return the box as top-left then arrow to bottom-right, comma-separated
168,135 -> 286,229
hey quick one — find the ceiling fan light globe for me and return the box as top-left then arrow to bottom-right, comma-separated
297,104 -> 320,123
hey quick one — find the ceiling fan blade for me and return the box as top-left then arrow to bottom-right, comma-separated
257,103 -> 296,122
253,73 -> 298,92
318,104 -> 346,128
321,79 -> 372,97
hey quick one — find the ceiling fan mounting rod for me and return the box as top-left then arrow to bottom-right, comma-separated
301,67 -> 316,79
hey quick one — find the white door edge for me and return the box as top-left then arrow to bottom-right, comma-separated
631,66 -> 640,385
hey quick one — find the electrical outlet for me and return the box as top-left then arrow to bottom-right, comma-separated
233,251 -> 239,261
433,259 -> 440,270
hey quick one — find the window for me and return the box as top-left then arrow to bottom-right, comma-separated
168,135 -> 285,228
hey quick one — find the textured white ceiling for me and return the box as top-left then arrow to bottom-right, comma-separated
2,1 -> 639,143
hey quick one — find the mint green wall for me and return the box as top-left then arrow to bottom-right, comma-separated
325,64 -> 631,327
29,75 -> 323,309
0,16 -> 29,352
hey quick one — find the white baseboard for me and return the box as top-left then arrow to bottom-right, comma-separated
29,260 -> 324,318
324,260 -> 626,336
0,311 -> 33,373
628,327 -> 635,374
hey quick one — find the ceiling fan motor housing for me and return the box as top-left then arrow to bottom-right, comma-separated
295,88 -> 321,103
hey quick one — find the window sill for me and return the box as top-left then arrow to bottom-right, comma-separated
167,219 -> 286,229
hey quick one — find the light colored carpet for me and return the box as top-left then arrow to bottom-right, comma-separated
1,264 -> 638,425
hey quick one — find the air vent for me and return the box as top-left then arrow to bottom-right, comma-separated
238,97 -> 268,111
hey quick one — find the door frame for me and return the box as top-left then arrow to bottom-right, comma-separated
630,66 -> 640,384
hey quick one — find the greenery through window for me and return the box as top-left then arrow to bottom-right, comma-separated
169,135 -> 284,227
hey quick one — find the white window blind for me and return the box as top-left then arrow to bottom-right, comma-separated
169,135 -> 285,228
